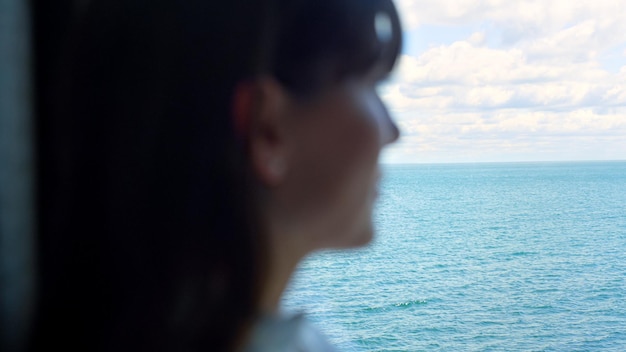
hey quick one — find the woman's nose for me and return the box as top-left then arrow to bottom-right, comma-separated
379,101 -> 399,146
385,115 -> 400,145
372,90 -> 399,146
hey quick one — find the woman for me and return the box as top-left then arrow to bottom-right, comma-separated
31,0 -> 402,350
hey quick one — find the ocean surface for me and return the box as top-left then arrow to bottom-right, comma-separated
282,161 -> 626,351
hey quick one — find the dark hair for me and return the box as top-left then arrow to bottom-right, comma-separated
31,0 -> 401,351
269,0 -> 402,96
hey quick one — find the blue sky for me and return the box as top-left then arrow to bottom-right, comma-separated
381,0 -> 626,164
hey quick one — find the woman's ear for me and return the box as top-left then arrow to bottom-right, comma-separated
235,77 -> 292,186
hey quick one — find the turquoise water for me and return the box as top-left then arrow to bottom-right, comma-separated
283,161 -> 626,351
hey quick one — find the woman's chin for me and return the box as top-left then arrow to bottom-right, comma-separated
342,224 -> 375,249
352,231 -> 374,248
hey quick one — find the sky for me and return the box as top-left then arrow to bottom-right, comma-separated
380,0 -> 626,164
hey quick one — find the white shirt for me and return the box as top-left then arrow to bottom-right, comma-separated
244,313 -> 337,352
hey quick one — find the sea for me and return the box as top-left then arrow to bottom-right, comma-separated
282,161 -> 626,351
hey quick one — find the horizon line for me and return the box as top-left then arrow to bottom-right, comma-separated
380,159 -> 626,166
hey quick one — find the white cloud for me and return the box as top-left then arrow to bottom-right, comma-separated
395,0 -> 626,33
396,0 -> 626,62
383,1 -> 626,163
394,109 -> 626,138
382,107 -> 626,163
384,48 -> 624,112
467,31 -> 486,46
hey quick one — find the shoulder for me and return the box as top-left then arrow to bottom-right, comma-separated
243,313 -> 337,352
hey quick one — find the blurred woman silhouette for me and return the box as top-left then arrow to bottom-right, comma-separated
31,0 -> 402,350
